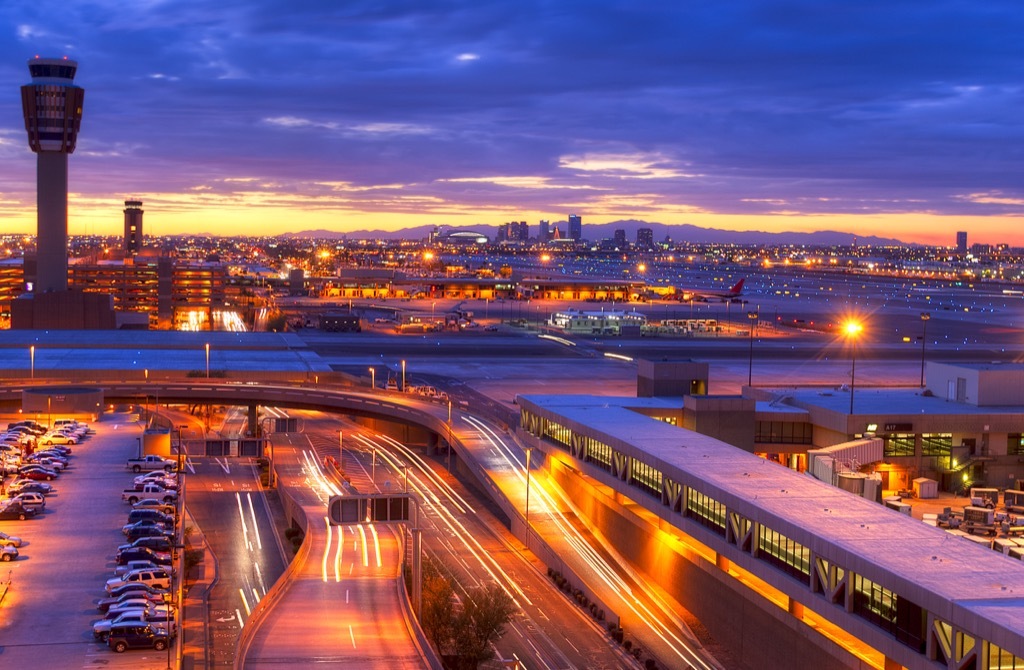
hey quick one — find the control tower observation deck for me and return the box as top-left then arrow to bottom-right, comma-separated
20,56 -> 85,294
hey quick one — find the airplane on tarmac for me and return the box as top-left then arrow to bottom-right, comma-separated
675,278 -> 745,302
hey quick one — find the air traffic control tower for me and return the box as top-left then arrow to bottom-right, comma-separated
21,56 -> 84,293
13,57 -> 113,329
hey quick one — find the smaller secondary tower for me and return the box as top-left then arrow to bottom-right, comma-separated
124,200 -> 144,256
21,56 -> 85,293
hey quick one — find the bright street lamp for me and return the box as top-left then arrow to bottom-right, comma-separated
747,311 -> 758,386
920,312 -> 931,388
205,343 -> 210,379
29,345 -> 35,380
844,320 -> 864,415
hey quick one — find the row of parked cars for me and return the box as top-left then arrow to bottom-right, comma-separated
0,421 -> 89,562
90,468 -> 180,653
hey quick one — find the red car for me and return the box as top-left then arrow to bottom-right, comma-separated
19,467 -> 57,481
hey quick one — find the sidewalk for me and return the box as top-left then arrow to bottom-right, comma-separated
181,509 -> 217,670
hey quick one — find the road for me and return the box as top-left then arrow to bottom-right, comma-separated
239,428 -> 423,669
298,412 -> 634,669
185,455 -> 288,667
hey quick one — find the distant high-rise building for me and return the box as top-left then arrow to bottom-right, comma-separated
636,228 -> 654,249
613,229 -> 626,247
568,214 -> 582,241
124,200 -> 144,256
21,56 -> 85,293
538,220 -> 550,242
498,221 -> 529,243
957,231 -> 968,254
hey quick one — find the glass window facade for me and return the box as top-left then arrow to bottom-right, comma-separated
685,488 -> 726,536
757,525 -> 810,580
921,433 -> 952,457
884,433 -> 915,457
755,421 -> 813,444
630,460 -> 662,498
1009,434 -> 1024,457
985,642 -> 1024,670
853,575 -> 925,652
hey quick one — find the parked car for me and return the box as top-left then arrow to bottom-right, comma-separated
94,608 -> 175,641
126,509 -> 173,526
122,524 -> 173,545
0,545 -> 18,562
133,472 -> 178,489
103,581 -> 168,603
116,547 -> 172,566
18,465 -> 58,481
131,499 -> 175,515
9,492 -> 45,512
97,590 -> 165,613
0,531 -> 23,548
106,621 -> 173,652
122,519 -> 173,537
0,502 -> 36,521
115,559 -> 174,577
8,421 -> 46,433
105,567 -> 172,593
39,432 -> 76,446
8,479 -> 52,495
25,455 -> 65,471
117,536 -> 172,554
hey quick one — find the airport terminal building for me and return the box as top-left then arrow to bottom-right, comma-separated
744,362 -> 1024,494
517,389 -> 1024,670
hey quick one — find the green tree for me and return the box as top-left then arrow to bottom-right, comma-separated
452,583 -> 516,667
420,557 -> 457,653
419,557 -> 516,670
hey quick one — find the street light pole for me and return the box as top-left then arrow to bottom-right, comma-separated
747,311 -> 758,387
524,447 -> 534,550
369,367 -> 375,390
844,321 -> 864,415
338,430 -> 343,471
920,312 -> 931,388
401,359 -> 406,392
205,343 -> 210,379
446,400 -> 453,472
30,345 -> 34,380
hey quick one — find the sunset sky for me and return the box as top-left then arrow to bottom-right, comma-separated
1,1 -> 1022,245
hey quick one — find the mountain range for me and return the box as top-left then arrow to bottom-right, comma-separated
279,220 -> 907,246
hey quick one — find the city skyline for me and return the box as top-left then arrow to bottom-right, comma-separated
1,2 -> 1023,244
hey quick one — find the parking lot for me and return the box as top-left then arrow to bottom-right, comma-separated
0,413 -> 177,669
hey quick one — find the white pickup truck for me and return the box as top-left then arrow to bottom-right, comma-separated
122,484 -> 178,505
126,454 -> 176,473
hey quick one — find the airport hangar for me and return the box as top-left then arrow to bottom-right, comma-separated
4,332 -> 1024,669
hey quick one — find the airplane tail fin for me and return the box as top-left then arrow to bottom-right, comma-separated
728,279 -> 745,295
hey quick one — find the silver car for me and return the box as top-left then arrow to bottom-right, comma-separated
9,492 -> 45,512
0,531 -> 22,548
